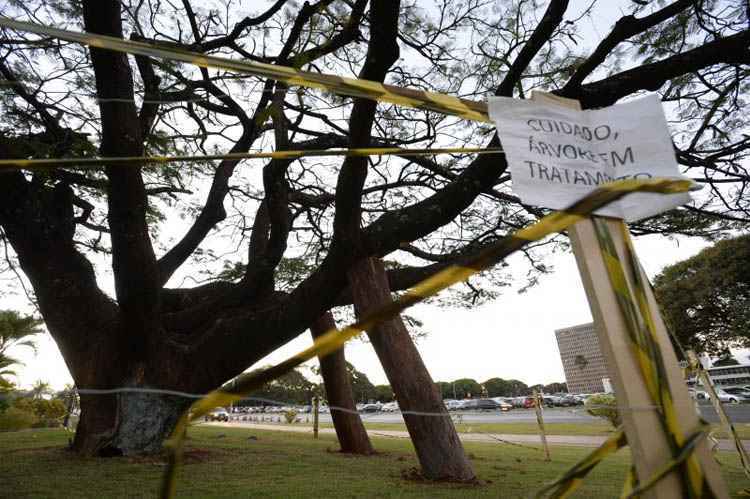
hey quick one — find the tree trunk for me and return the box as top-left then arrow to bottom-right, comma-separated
347,257 -> 475,481
310,312 -> 374,455
72,386 -> 190,456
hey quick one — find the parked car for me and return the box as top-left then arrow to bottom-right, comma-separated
725,387 -> 750,396
443,399 -> 460,411
558,395 -> 580,406
491,397 -> 512,411
318,404 -> 330,413
541,396 -> 558,407
715,388 -> 748,404
511,397 -> 527,408
688,388 -> 710,401
205,408 -> 229,422
475,398 -> 500,410
381,401 -> 399,412
361,403 -> 382,413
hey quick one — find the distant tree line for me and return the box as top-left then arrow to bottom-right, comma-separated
224,364 -> 566,406
436,378 -> 567,399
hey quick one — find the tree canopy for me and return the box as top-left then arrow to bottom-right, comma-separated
0,0 -> 747,455
654,233 -> 750,356
232,367 -> 315,406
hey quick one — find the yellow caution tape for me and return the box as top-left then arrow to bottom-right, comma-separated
592,219 -> 715,498
620,465 -> 638,499
158,178 -> 692,498
0,18 -> 490,123
621,428 -> 709,499
535,429 -> 628,499
0,146 -> 503,171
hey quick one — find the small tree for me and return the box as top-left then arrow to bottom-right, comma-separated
0,378 -> 14,414
654,234 -> 750,355
30,380 -> 52,400
585,394 -> 620,428
0,311 -> 43,380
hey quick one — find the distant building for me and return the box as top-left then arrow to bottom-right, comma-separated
555,322 -> 610,394
687,364 -> 750,389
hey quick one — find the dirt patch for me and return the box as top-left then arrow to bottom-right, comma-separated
325,446 -> 378,457
400,467 -> 487,486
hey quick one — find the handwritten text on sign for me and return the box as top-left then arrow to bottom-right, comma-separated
488,94 -> 690,221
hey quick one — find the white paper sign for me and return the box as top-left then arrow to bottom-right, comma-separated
487,94 -> 690,221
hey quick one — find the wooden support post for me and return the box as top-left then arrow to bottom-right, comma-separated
312,396 -> 320,439
531,91 -> 727,498
688,350 -> 750,475
533,390 -> 551,461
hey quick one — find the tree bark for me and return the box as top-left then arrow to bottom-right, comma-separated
72,389 -> 190,456
347,257 -> 475,481
310,312 -> 374,455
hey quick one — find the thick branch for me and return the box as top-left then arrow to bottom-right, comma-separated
0,170 -> 120,385
361,135 -> 507,257
191,0 -> 288,52
83,0 -> 160,351
563,0 -> 695,91
495,0 -> 570,97
562,29 -> 750,108
331,0 -> 400,251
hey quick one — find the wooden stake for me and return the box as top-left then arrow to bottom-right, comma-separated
530,91 -> 728,498
313,396 -> 320,440
533,390 -> 551,461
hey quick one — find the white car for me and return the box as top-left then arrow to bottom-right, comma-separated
716,388 -> 748,404
381,401 -> 399,412
443,400 -> 462,411
689,389 -> 710,401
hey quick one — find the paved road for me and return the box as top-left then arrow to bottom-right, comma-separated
346,408 -> 595,424
297,404 -> 750,424
209,421 -> 749,452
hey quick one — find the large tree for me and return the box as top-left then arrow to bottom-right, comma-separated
654,233 -> 750,356
0,0 -> 748,458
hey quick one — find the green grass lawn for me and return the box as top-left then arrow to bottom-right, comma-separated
1,426 -> 747,498
309,419 -> 750,439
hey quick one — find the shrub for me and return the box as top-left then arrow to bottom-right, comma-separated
283,409 -> 298,424
585,393 -> 620,428
13,398 -> 66,421
31,418 -> 61,429
0,407 -> 38,431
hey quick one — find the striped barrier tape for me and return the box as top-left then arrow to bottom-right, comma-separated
534,429 -> 628,499
592,219 -> 714,498
157,178 -> 692,498
0,18 -> 491,123
0,146 -> 504,171
621,428 -> 709,499
687,350 -> 750,481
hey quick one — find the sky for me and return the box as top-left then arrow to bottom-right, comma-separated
3,0 -> 745,392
